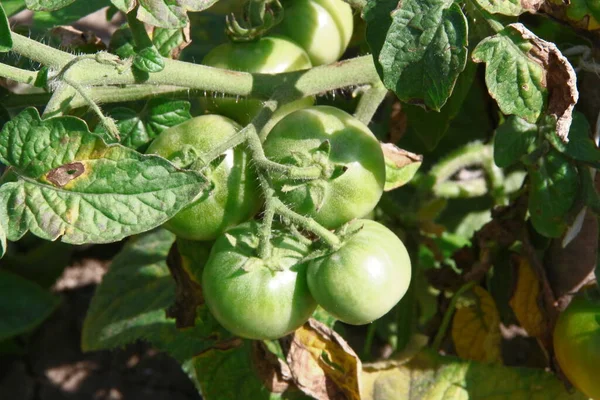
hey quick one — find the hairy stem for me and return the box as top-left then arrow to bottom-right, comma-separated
354,82 -> 388,125
0,63 -> 38,85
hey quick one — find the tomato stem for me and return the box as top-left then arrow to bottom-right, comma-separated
353,82 -> 388,125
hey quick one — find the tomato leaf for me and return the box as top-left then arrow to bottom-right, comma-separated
98,98 -> 192,150
31,0 -> 110,29
361,350 -> 588,399
509,257 -> 546,338
153,26 -> 191,59
546,111 -> 600,168
527,149 -> 579,238
24,0 -> 75,11
560,0 -> 600,30
133,46 -> 165,73
112,0 -> 220,29
364,0 -> 468,111
494,116 -> 538,168
0,4 -> 12,52
0,270 -> 59,341
471,0 -> 543,16
0,108 -> 206,245
0,216 -> 6,259
381,143 -> 422,191
1,0 -> 27,17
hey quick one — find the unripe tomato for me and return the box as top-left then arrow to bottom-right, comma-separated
276,0 -> 354,66
201,35 -> 313,127
553,294 -> 600,400
146,115 -> 261,241
202,222 -> 317,339
263,105 -> 385,229
307,219 -> 412,325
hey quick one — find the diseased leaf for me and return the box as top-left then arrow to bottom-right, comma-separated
546,111 -> 600,168
99,98 -> 192,150
0,108 -> 206,245
113,0 -> 220,29
364,0 -> 468,110
381,143 -> 422,191
0,4 -> 13,52
0,270 -> 59,341
473,0 -> 543,16
48,25 -> 107,53
558,0 -> 600,31
509,257 -> 546,338
25,0 -> 75,11
473,23 -> 578,139
494,116 -> 538,168
133,46 -> 165,73
281,319 -> 362,400
153,26 -> 191,58
451,285 -> 503,364
527,149 -> 579,238
361,350 -> 587,400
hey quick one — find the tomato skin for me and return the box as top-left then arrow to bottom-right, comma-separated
202,222 -> 317,340
146,115 -> 261,241
553,295 -> 600,400
307,219 -> 411,325
201,36 -> 313,127
263,106 -> 385,229
276,0 -> 354,66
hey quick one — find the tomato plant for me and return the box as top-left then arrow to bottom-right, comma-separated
264,105 -> 385,228
202,222 -> 317,340
1,0 -> 599,399
307,219 -> 411,325
146,115 -> 262,241
553,295 -> 600,400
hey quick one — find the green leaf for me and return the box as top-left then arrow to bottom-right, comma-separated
381,144 -> 422,191
527,149 -> 578,238
100,98 -> 192,150
31,0 -> 110,29
546,111 -> 600,168
364,0 -> 468,110
564,0 -> 600,30
108,25 -> 136,59
133,46 -> 166,73
82,229 -> 233,362
494,116 -> 538,168
472,0 -> 538,16
153,26 -> 191,58
472,25 -> 547,123
0,4 -> 13,52
0,108 -> 206,244
114,0 -> 220,29
0,270 -> 59,341
362,350 -> 587,399
25,0 -> 75,11
2,1 -> 27,17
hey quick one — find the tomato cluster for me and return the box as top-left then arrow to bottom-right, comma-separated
146,0 -> 412,340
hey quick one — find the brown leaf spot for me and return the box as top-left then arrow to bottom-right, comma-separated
380,143 -> 423,168
46,162 -> 85,187
510,24 -> 578,141
281,319 -> 362,400
251,341 -> 291,394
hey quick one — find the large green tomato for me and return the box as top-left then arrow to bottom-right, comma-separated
307,219 -> 411,325
276,0 -> 354,66
553,294 -> 600,400
202,35 -> 313,128
202,222 -> 317,340
263,106 -> 385,229
146,115 -> 261,241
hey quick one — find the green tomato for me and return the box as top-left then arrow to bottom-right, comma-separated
146,115 -> 261,241
201,35 -> 313,128
276,0 -> 354,66
263,105 -> 385,229
202,222 -> 317,340
307,219 -> 412,325
553,294 -> 600,400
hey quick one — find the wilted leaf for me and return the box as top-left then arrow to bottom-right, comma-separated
451,285 -> 503,363
527,149 -> 579,238
473,0 -> 543,16
381,143 -> 422,191
361,350 -> 587,399
494,116 -> 538,168
0,4 -> 12,52
113,0 -> 220,29
509,257 -> 546,337
0,270 -> 59,341
282,319 -> 362,400
48,26 -> 106,53
473,24 -> 578,140
25,0 -> 75,11
0,108 -> 206,245
153,25 -> 191,58
364,0 -> 468,110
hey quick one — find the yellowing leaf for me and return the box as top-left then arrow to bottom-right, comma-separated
451,285 -> 503,364
509,257 -> 546,338
282,319 -> 361,400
